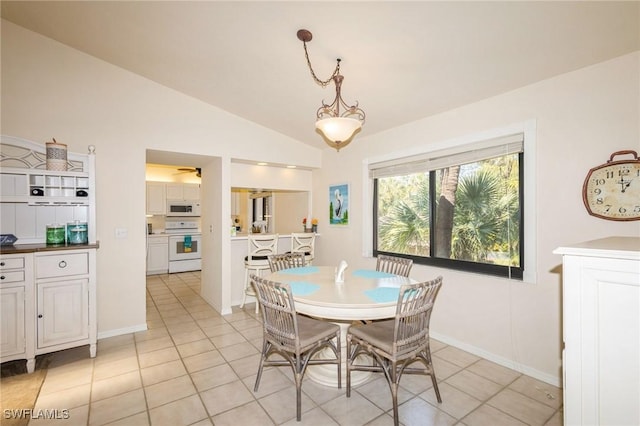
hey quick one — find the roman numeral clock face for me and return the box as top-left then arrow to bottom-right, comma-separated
582,151 -> 640,221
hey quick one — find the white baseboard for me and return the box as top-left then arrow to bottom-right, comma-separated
430,331 -> 561,387
98,323 -> 148,340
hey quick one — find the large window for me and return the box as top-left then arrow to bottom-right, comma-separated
371,133 -> 524,279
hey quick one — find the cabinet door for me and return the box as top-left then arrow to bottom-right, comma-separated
147,241 -> 169,274
165,183 -> 183,200
37,279 -> 89,349
0,286 -> 25,357
182,184 -> 200,200
146,182 -> 166,215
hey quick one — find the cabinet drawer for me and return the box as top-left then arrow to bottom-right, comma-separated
36,253 -> 88,279
0,270 -> 25,284
0,257 -> 25,270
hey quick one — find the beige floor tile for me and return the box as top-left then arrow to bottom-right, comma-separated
353,376 -> 413,411
148,394 -> 208,426
182,350 -> 226,373
134,327 -> 169,343
91,370 -> 142,402
103,411 -> 149,426
135,336 -> 174,354
257,386 -> 316,424
508,375 -> 563,409
176,338 -> 216,358
239,325 -> 264,341
137,347 -> 180,369
218,341 -> 260,362
88,389 -> 146,425
209,332 -> 247,348
93,344 -> 137,366
166,320 -> 200,335
201,323 -> 237,338
228,354 -> 262,378
97,334 -> 135,351
461,404 -> 527,426
321,391 -> 385,425
445,369 -> 504,401
171,329 -> 207,346
190,363 -> 239,392
200,380 -> 255,416
433,346 -> 481,369
212,401 -> 275,426
144,375 -> 196,409
420,382 -> 481,419
279,406 -> 340,426
230,318 -> 262,331
466,359 -> 521,386
39,364 -> 94,394
34,383 -> 91,410
398,397 -> 457,426
244,368 -> 293,397
487,388 -> 557,425
92,356 -> 140,381
140,359 -> 187,386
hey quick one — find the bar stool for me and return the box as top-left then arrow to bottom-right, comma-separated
241,233 -> 279,313
290,232 -> 315,265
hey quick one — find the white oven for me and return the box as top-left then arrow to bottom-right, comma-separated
165,221 -> 202,273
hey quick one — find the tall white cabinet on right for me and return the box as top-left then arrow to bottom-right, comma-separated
554,237 -> 640,426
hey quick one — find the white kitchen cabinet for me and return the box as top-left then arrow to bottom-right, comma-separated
146,181 -> 166,215
167,182 -> 200,201
0,253 -> 35,371
147,235 -> 169,275
554,237 -> 640,426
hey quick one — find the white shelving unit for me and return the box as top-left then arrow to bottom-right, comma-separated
1,135 -> 98,373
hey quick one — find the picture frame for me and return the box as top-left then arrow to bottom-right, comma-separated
329,183 -> 349,226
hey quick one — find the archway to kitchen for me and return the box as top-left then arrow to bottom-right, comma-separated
146,149 -> 226,314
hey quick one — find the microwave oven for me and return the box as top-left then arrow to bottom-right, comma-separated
166,201 -> 201,217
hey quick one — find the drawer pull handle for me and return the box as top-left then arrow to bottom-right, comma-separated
59,260 -> 67,268
0,275 -> 4,280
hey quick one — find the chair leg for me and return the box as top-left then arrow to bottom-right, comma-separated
254,341 -> 269,392
346,334 -> 352,397
240,267 -> 249,308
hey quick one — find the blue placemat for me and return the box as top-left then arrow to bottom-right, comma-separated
353,269 -> 396,279
364,287 -> 400,303
289,281 -> 320,296
279,266 -> 319,275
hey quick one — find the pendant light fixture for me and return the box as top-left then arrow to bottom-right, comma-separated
297,29 -> 365,151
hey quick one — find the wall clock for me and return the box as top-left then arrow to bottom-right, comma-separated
582,150 -> 640,221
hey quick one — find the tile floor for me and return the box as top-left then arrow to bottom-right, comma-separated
25,271 -> 563,425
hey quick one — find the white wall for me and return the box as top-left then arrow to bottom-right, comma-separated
1,20 -> 321,335
311,51 -> 640,385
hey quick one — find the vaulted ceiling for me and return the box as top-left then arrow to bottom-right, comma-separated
2,1 -> 639,150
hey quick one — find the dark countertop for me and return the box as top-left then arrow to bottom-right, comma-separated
0,242 -> 100,254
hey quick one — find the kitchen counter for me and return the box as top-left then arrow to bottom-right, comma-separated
0,242 -> 100,254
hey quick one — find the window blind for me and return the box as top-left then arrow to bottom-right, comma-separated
369,133 -> 524,179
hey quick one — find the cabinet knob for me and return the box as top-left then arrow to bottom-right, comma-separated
0,275 -> 4,280
38,314 -> 43,318
58,260 -> 67,268
0,262 -> 4,266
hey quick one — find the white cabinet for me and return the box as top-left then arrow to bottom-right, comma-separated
146,182 -> 166,215
167,182 -> 200,201
554,237 -> 640,426
147,235 -> 169,275
0,253 -> 35,371
37,279 -> 89,348
34,249 -> 97,362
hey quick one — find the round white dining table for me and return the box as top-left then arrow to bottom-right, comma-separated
265,265 -> 416,387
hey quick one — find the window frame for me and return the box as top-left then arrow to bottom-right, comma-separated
372,151 -> 524,279
362,121 -> 537,283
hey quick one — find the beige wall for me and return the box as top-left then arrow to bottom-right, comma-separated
311,51 -> 640,385
3,18 -> 639,386
1,20 -> 321,333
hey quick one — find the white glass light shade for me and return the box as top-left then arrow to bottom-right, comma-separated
315,117 -> 362,144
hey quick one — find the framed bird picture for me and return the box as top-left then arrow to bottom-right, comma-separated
329,183 -> 349,226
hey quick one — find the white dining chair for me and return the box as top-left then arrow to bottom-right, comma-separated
240,233 -> 278,313
290,232 -> 315,265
